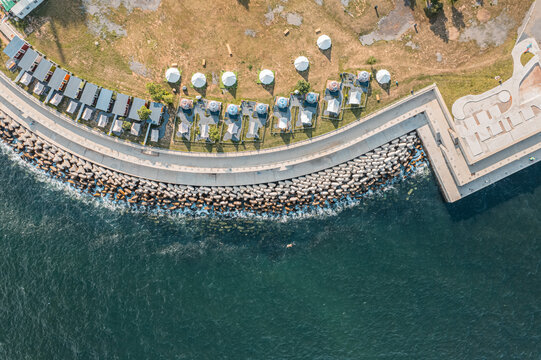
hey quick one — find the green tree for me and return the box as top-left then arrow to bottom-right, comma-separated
424,0 -> 443,17
209,126 -> 220,142
137,106 -> 151,121
162,93 -> 175,105
294,79 -> 311,94
145,82 -> 174,104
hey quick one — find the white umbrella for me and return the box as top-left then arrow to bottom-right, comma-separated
191,72 -> 206,88
376,69 -> 391,84
165,68 -> 181,83
222,71 -> 237,87
259,69 -> 274,85
317,35 -> 332,50
294,56 -> 309,72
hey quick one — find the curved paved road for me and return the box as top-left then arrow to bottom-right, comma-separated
0,72 -> 436,186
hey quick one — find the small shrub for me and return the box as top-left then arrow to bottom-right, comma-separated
146,82 -> 173,104
294,79 -> 311,94
209,126 -> 220,142
366,56 -> 377,65
122,121 -> 132,131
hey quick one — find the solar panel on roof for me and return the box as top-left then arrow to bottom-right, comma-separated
3,36 -> 25,59
33,59 -> 52,82
128,98 -> 147,121
96,88 -> 113,111
47,68 -> 67,91
64,77 -> 82,99
18,49 -> 39,72
112,93 -> 130,116
80,83 -> 99,106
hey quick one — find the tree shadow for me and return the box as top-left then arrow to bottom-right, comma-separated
262,82 -> 275,96
297,69 -> 310,81
319,48 -> 332,61
48,20 -> 66,63
237,0 -> 250,9
224,86 -> 237,98
451,6 -> 465,29
429,11 -> 449,43
404,0 -> 415,10
194,85 -> 207,97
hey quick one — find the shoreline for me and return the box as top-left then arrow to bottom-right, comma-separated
0,108 -> 427,217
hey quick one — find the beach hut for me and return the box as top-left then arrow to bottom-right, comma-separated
64,77 -> 83,99
191,72 -> 206,88
376,69 -> 391,84
227,104 -> 239,116
358,71 -> 371,84
294,56 -> 309,72
111,93 -> 130,117
327,80 -> 340,93
259,69 -> 274,85
317,35 -> 332,50
148,102 -> 164,125
222,71 -> 237,87
276,97 -> 289,109
256,103 -> 268,115
165,68 -> 181,83
208,101 -> 221,113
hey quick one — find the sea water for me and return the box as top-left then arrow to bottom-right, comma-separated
0,149 -> 540,359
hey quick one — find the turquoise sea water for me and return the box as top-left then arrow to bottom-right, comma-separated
0,146 -> 541,359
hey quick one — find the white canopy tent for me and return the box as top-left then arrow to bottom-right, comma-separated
222,71 -> 237,87
294,56 -> 309,72
376,69 -> 391,84
66,100 -> 78,114
165,68 -> 181,83
191,72 -> 206,88
300,110 -> 313,126
98,114 -> 109,128
112,120 -> 123,134
49,93 -> 63,106
82,107 -> 93,121
348,91 -> 362,105
317,35 -> 332,50
259,69 -> 274,85
327,98 -> 339,115
19,72 -> 32,86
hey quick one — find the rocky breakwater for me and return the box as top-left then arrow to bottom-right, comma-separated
0,110 -> 426,216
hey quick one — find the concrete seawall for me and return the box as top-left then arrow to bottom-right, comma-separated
0,109 -> 426,216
